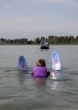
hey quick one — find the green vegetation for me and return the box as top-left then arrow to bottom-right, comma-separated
0,35 -> 78,45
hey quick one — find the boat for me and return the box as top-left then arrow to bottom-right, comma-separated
40,43 -> 50,49
40,37 -> 50,49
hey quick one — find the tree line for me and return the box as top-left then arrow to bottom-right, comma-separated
0,35 -> 78,45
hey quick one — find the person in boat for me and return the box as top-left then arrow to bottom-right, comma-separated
31,59 -> 50,78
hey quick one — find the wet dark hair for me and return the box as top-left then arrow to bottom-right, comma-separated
36,59 -> 46,67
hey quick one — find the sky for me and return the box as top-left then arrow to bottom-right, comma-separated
0,0 -> 78,39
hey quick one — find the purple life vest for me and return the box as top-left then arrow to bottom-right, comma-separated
32,66 -> 47,78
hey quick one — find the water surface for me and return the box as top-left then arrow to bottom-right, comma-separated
0,45 -> 78,110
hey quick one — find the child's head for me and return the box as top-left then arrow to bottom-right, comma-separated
36,59 -> 46,67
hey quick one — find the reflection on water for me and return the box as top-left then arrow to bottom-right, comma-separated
51,70 -> 62,80
18,66 -> 30,86
18,71 -> 26,85
19,68 -> 27,74
51,81 -> 60,90
50,70 -> 62,90
32,77 -> 47,88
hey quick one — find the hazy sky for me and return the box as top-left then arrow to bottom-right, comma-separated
0,0 -> 78,39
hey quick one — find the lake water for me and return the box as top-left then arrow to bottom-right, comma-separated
0,45 -> 78,110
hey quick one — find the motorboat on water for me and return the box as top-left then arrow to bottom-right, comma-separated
40,41 -> 50,49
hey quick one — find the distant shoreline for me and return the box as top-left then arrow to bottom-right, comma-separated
0,35 -> 78,45
0,44 -> 78,45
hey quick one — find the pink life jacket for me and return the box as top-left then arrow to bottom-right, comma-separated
32,66 -> 47,78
